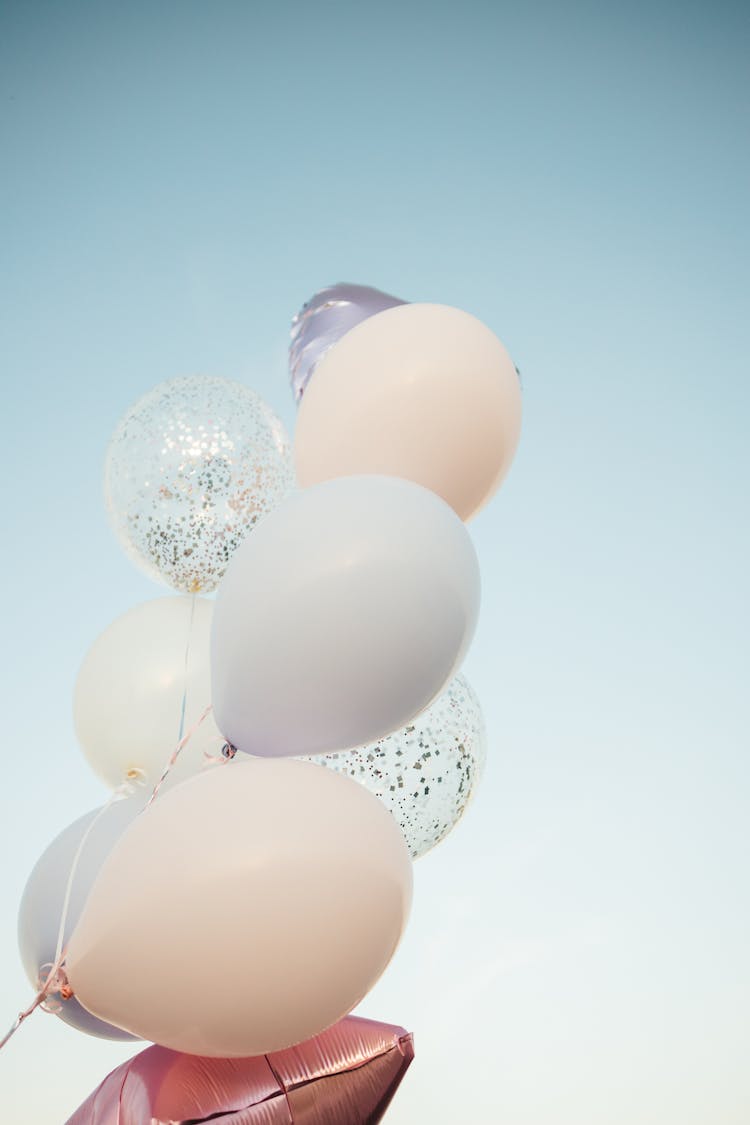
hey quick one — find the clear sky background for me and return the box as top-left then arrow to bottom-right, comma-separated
1,1 -> 748,1121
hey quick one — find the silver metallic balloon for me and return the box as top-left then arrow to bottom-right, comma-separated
104,376 -> 295,593
17,797 -> 145,1041
289,283 -> 406,403
300,674 -> 486,859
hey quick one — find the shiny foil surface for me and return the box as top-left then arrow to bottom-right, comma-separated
289,283 -> 406,403
66,1015 -> 414,1124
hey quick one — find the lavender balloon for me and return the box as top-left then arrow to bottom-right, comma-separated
17,798 -> 144,1041
289,283 -> 406,403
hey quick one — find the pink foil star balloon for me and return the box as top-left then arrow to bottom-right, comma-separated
66,1015 -> 414,1124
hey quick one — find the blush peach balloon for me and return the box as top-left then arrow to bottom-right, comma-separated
294,302 -> 522,521
65,759 -> 412,1058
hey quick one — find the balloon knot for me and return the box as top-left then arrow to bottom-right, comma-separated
37,964 -> 74,1010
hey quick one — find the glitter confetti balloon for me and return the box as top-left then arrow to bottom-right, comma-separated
300,674 -> 487,859
104,376 -> 295,593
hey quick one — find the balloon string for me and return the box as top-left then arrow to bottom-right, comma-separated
40,597 -> 200,996
0,991 -> 47,1051
0,699 -> 219,1054
177,593 -> 197,747
2,600 -> 216,1053
52,785 -> 133,968
2,600 -> 221,1052
0,705 -> 215,1051
145,594 -> 213,807
0,780 -> 138,1053
145,703 -> 213,808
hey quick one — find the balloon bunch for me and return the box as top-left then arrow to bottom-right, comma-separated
5,284 -> 521,1125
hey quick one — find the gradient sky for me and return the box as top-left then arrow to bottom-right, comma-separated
1,2 -> 748,1122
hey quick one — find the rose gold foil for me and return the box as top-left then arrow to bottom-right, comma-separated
66,1015 -> 414,1124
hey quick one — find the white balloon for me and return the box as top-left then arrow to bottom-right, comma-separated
211,476 -> 480,757
74,597 -> 224,788
66,759 -> 413,1057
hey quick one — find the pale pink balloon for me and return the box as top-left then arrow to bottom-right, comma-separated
66,1015 -> 414,1124
65,760 -> 412,1057
294,302 -> 522,521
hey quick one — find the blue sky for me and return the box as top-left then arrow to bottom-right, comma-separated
1,2 -> 748,1121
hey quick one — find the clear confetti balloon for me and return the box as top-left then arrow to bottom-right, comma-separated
104,376 -> 295,593
300,674 -> 487,858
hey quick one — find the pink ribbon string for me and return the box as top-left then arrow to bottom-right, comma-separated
144,593 -> 220,804
202,739 -> 237,766
0,779 -> 139,1052
144,703 -> 214,808
2,599 -> 233,1051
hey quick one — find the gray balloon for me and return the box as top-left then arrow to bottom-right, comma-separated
17,796 -> 144,1040
289,283 -> 406,403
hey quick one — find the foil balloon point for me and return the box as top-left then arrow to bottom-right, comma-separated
104,375 -> 295,594
289,283 -> 406,403
66,1016 -> 414,1124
